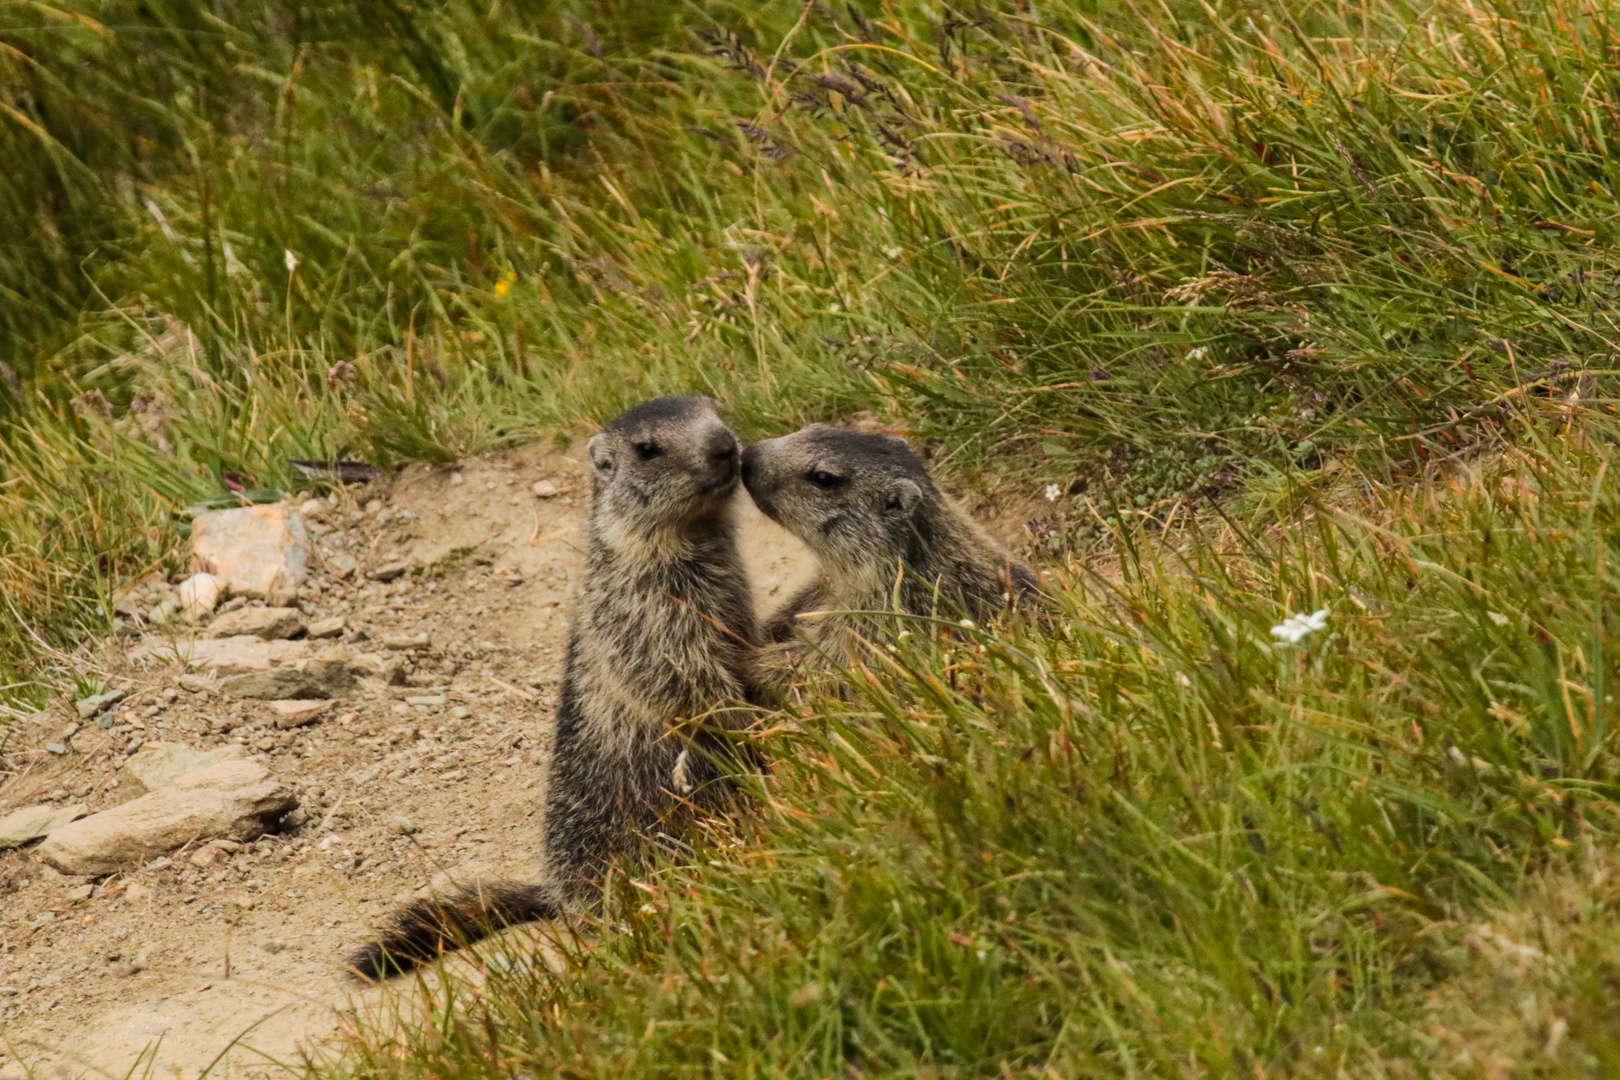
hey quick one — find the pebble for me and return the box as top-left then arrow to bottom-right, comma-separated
74,690 -> 125,720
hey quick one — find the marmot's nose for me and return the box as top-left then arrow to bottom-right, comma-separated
706,430 -> 739,480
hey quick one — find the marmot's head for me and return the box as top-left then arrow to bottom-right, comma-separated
588,396 -> 740,546
742,425 -> 937,570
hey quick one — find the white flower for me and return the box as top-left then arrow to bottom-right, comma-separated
1044,483 -> 1061,501
1271,608 -> 1329,644
1186,346 -> 1209,361
284,249 -> 299,274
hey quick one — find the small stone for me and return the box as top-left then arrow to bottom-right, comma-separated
75,690 -> 125,719
531,479 -> 560,498
191,503 -> 310,603
390,817 -> 421,836
307,615 -> 347,639
37,761 -> 299,875
209,606 -> 307,640
0,804 -> 87,850
381,632 -> 430,651
367,561 -> 412,583
326,553 -> 360,579
406,694 -> 447,707
219,661 -> 358,700
45,743 -> 67,756
177,573 -> 224,618
271,700 -> 332,728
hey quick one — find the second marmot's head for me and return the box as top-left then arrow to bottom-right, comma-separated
741,424 -> 937,571
587,396 -> 740,544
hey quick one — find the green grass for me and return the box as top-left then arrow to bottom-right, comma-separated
335,410 -> 1620,1078
4,0 -> 1620,1070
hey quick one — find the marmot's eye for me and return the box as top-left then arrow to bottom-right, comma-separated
806,470 -> 842,489
634,442 -> 663,461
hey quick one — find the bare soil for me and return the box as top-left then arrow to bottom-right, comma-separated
0,439 -> 1045,1080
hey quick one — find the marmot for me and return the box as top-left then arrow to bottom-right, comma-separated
347,396 -> 761,979
741,424 -> 1038,656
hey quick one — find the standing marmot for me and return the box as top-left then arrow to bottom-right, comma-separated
742,424 -> 1038,657
348,396 -> 761,979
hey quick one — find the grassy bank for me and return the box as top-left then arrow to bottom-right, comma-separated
335,409 -> 1620,1078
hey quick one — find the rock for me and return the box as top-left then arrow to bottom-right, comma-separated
219,661 -> 357,700
367,560 -> 412,582
350,651 -> 408,685
191,503 -> 310,603
208,606 -> 306,640
381,632 -> 429,651
325,553 -> 360,579
177,573 -> 224,618
307,615 -> 347,639
531,479 -> 560,498
270,699 -> 331,728
75,690 -> 125,719
0,804 -> 87,850
135,635 -> 307,675
36,761 -> 298,875
123,742 -> 246,793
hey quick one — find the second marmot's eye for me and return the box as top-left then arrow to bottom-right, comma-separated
806,470 -> 842,489
634,442 -> 662,461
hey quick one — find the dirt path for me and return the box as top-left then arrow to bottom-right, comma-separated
0,441 -> 817,1080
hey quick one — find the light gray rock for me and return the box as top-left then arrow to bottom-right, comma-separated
36,761 -> 298,875
133,635 -> 307,675
177,573 -> 223,618
307,615 -> 347,639
325,553 -> 360,579
0,804 -> 87,850
270,699 -> 332,728
208,606 -> 306,640
74,690 -> 125,719
123,742 -> 246,793
219,661 -> 357,700
191,503 -> 310,603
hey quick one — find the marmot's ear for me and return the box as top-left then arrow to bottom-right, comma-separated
883,477 -> 921,517
587,433 -> 612,471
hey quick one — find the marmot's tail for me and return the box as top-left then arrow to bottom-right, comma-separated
346,880 -> 560,980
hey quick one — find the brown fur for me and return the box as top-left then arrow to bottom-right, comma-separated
742,424 -> 1038,665
347,397 -> 760,980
